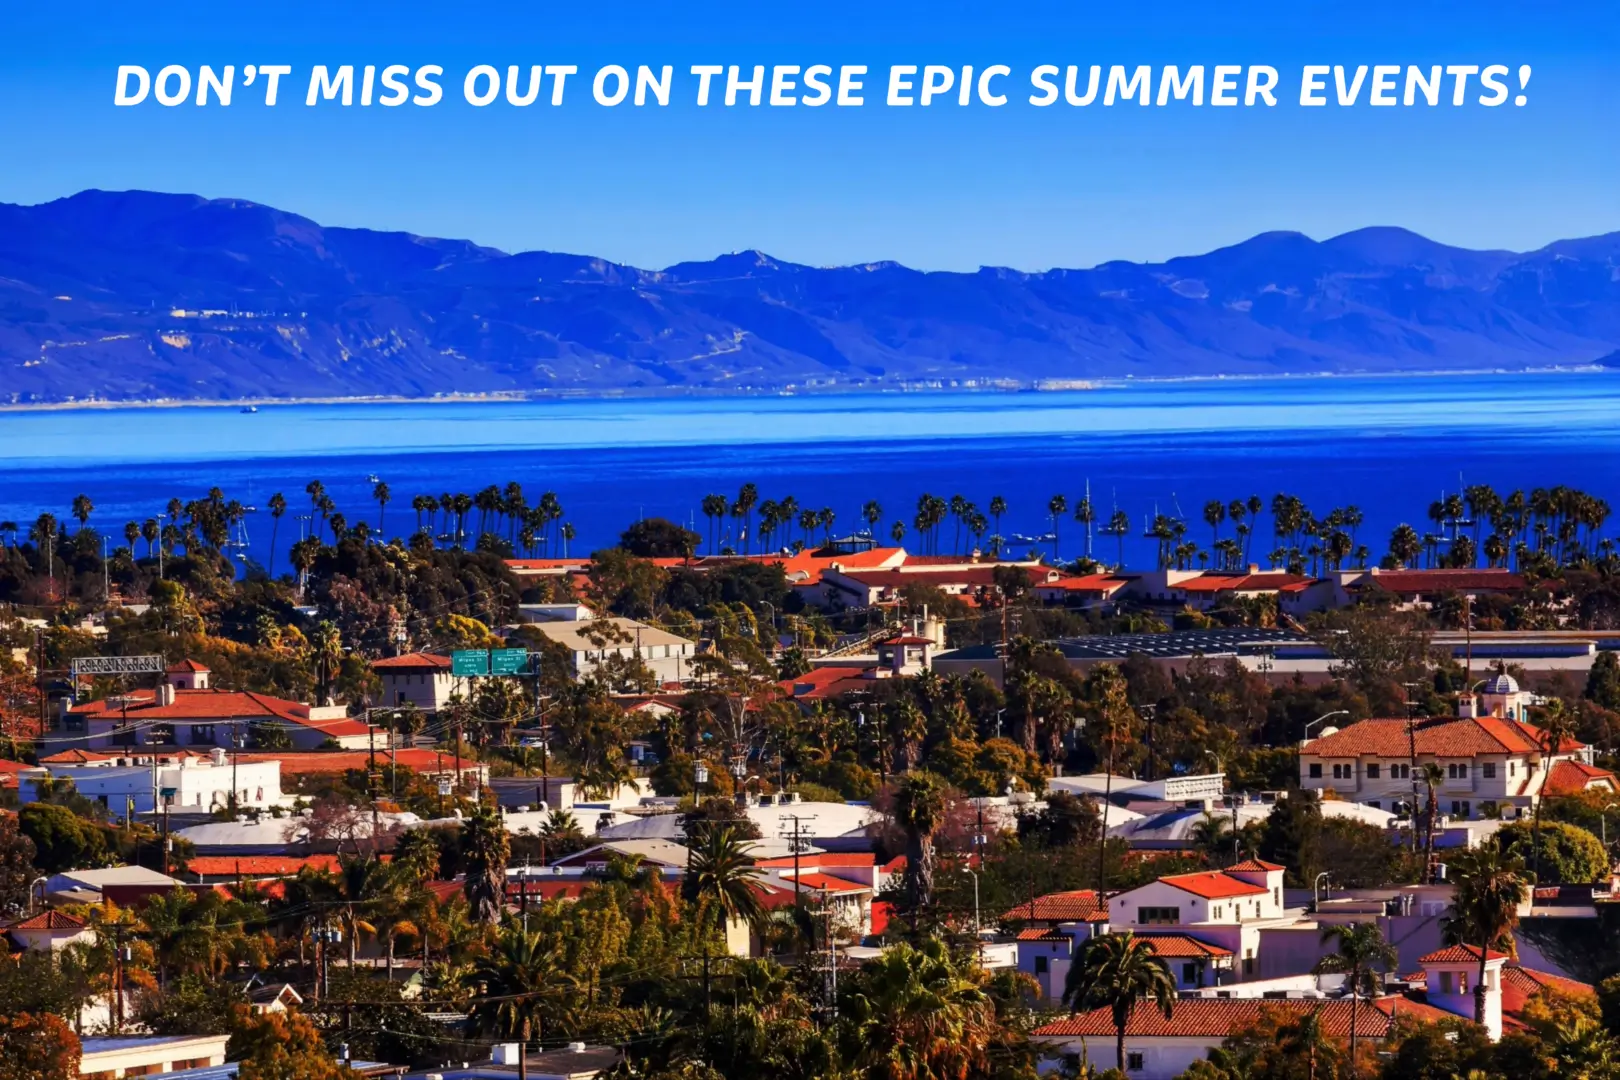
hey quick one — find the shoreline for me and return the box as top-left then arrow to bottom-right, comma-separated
0,364 -> 1608,416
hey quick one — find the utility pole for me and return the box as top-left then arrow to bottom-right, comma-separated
112,926 -> 129,1034
368,724 -> 381,853
779,814 -> 817,904
1404,682 -> 1424,862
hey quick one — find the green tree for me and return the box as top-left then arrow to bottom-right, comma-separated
682,822 -> 764,1020
1444,845 -> 1531,1025
1258,793 -> 1323,887
468,927 -> 578,1080
619,518 -> 700,559
1496,820 -> 1608,885
461,802 -> 510,925
838,938 -> 996,1080
1588,651 -> 1620,711
1313,922 -> 1397,1075
0,812 -> 39,915
892,771 -> 947,921
1063,931 -> 1177,1071
17,802 -> 105,873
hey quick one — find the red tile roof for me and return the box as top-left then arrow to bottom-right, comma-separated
186,855 -> 346,878
756,852 -> 876,869
1501,966 -> 1595,1010
1136,934 -> 1234,958
40,747 -> 478,776
1037,573 -> 1133,594
1227,859 -> 1286,872
6,910 -> 86,931
1174,572 -> 1313,594
1420,945 -> 1508,964
1033,997 -> 1454,1039
69,686 -> 372,736
1357,569 -> 1526,596
1016,928 -> 1072,942
1306,716 -> 1585,759
779,666 -> 872,701
1158,871 -> 1269,899
790,871 -> 870,894
828,565 -> 1049,591
1544,759 -> 1618,797
371,652 -> 452,670
0,759 -> 30,787
1003,889 -> 1108,923
168,659 -> 211,673
879,635 -> 935,646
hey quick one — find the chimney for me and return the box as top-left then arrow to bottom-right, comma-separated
156,683 -> 176,707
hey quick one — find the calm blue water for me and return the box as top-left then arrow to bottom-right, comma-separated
0,372 -> 1616,568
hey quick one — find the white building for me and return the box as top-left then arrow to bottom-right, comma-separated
1107,861 -> 1297,981
523,618 -> 697,685
1299,674 -> 1616,820
372,652 -> 466,713
78,1034 -> 230,1079
19,749 -> 283,817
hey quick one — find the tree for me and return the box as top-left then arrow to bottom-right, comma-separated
620,517 -> 700,559
469,927 -> 578,1080
230,1006 -> 356,1080
1444,845 -> 1530,1025
461,802 -> 509,925
683,822 -> 764,1019
0,813 -> 38,916
1063,931 -> 1176,1071
1530,703 -> 1577,885
0,1011 -> 79,1080
1496,820 -> 1608,885
892,771 -> 947,920
1587,651 -> 1620,711
1258,792 -> 1322,888
18,802 -> 105,873
1313,922 -> 1396,1075
837,938 -> 996,1080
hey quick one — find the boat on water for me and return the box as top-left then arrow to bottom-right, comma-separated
366,473 -> 382,484
239,405 -> 259,414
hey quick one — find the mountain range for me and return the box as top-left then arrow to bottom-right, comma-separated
1,189 -> 1618,404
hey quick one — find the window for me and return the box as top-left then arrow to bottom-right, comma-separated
1139,906 -> 1181,925
1391,764 -> 1411,779
1183,962 -> 1199,985
191,724 -> 216,745
1510,762 -> 1516,776
113,726 -> 137,747
1127,1053 -> 1145,1071
1483,763 -> 1497,779
1366,764 -> 1381,779
1243,951 -> 1255,976
1448,763 -> 1467,779
1458,972 -> 1470,994
1440,971 -> 1454,994
1034,955 -> 1049,975
1451,801 -> 1471,818
1308,764 -> 1322,779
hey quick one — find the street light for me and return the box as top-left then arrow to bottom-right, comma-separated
1313,871 -> 1331,909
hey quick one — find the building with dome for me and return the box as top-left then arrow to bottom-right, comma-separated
1297,675 -> 1615,820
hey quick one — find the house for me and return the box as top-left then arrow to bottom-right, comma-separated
1340,567 -> 1528,609
184,854 -> 348,884
550,838 -> 692,872
1032,996 -> 1454,1080
4,909 -> 96,951
246,981 -> 306,1014
39,747 -> 489,787
78,1033 -> 231,1079
522,618 -> 697,685
371,652 -> 465,713
1298,673 -> 1614,819
60,661 -> 378,751
1106,861 -> 1295,981
19,750 -> 284,817
1124,568 -> 1326,613
812,564 -> 1047,610
1402,949 -> 1596,1034
0,757 -> 31,789
43,865 -> 186,907
1032,572 -> 1136,608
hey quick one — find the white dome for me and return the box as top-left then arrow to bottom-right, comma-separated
1481,673 -> 1519,695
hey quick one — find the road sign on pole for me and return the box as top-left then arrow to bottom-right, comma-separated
490,648 -> 529,676
450,650 -> 489,677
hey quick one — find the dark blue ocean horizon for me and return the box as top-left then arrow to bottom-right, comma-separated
1,371 -> 1616,570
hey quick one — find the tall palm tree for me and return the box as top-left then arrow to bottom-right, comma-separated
469,926 -> 578,1080
1314,922 -> 1396,1076
863,500 -> 883,540
373,480 -> 391,534
462,802 -> 510,925
839,938 -> 995,1080
1419,762 -> 1445,881
1063,931 -> 1177,1071
893,771 -> 946,920
682,822 -> 764,1019
1444,845 -> 1530,1025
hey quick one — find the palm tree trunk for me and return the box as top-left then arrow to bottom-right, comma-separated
386,934 -> 395,981
519,1016 -> 529,1080
1115,1023 -> 1127,1072
1348,993 -> 1358,1080
1475,951 -> 1488,1023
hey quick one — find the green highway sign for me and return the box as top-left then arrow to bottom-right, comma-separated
451,650 -> 489,677
490,648 -> 529,675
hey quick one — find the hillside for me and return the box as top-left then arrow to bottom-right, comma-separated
1,190 -> 1618,403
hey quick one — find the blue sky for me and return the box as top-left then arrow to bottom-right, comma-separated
1,1 -> 1615,270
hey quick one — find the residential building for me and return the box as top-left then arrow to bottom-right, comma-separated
60,661 -> 377,751
78,1034 -> 231,1080
41,747 -> 488,787
1107,861 -> 1295,981
1124,568 -> 1329,614
371,652 -> 465,713
522,618 -> 697,685
4,909 -> 96,951
1298,673 -> 1616,819
19,750 -> 283,817
42,866 -> 186,907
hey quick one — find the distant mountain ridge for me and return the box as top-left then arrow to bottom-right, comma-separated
1,189 -> 1617,404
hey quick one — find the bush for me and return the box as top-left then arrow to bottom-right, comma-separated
1495,819 -> 1608,884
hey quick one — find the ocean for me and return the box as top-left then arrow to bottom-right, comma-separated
1,371 -> 1616,569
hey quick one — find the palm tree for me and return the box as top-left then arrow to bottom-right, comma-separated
1531,702 -> 1576,886
1314,922 -> 1397,1076
461,802 -> 510,924
469,926 -> 578,1080
1063,931 -> 1176,1071
890,520 -> 906,545
266,493 -> 286,576
1444,845 -> 1530,1024
863,500 -> 883,540
373,480 -> 391,535
1419,762 -> 1445,880
71,493 -> 94,532
1048,494 -> 1067,560
701,493 -> 728,553
839,938 -> 995,1080
682,822 -> 764,1019
893,771 -> 946,920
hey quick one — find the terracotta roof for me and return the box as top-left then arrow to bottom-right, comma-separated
756,852 -> 875,869
1017,928 -> 1073,942
830,565 -> 1047,590
0,759 -> 30,786
1227,859 -> 1286,872
1544,759 -> 1618,797
187,855 -> 345,878
1034,997 -> 1454,1039
168,659 -> 211,673
1358,569 -> 1526,595
69,686 -> 371,736
1420,945 -> 1508,964
371,652 -> 452,670
1136,934 -> 1235,958
1501,966 -> 1596,1011
1037,573 -> 1133,593
1003,889 -> 1107,923
1305,716 -> 1585,759
790,871 -> 870,894
6,910 -> 87,931
879,635 -> 935,646
779,666 -> 872,701
1174,572 -> 1313,594
1158,871 -> 1268,899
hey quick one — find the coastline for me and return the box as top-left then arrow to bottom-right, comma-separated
0,364 -> 1608,416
